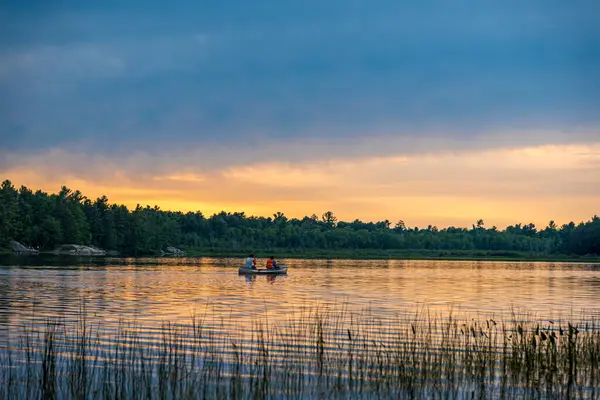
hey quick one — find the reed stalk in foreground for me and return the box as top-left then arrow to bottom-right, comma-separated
0,307 -> 599,399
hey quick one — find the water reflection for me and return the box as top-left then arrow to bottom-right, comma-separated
0,257 -> 598,331
0,271 -> 12,344
1,256 -> 599,399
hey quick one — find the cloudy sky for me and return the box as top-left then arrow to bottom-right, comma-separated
1,0 -> 599,228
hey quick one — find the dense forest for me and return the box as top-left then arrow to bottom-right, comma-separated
1,180 -> 599,256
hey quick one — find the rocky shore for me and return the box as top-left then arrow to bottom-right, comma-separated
8,241 -> 186,257
52,244 -> 107,256
10,240 -> 39,254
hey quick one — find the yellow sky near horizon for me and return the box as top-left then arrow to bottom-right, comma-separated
3,142 -> 599,229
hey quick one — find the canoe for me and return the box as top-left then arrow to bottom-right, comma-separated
238,266 -> 288,275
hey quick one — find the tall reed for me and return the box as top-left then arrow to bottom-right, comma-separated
0,306 -> 598,399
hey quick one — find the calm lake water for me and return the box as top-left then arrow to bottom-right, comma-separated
1,257 -> 599,333
1,257 -> 600,399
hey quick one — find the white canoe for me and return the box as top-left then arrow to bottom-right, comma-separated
238,266 -> 288,275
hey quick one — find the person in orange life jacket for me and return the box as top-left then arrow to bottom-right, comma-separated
266,256 -> 279,269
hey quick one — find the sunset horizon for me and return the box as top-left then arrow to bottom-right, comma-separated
1,0 -> 599,231
2,2 -> 599,233
3,139 -> 599,230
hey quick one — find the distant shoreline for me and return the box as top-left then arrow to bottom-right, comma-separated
183,249 -> 600,262
3,181 -> 599,261
2,248 -> 599,263
169,248 -> 600,263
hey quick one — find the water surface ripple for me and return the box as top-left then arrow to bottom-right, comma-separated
1,257 -> 599,330
1,257 -> 600,398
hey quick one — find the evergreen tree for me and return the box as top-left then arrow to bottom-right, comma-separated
0,182 -> 598,256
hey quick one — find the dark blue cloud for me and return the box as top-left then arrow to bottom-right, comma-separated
1,0 -> 599,153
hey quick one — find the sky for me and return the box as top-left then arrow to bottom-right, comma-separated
1,0 -> 599,228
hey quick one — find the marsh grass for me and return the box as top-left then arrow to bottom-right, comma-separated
1,305 -> 599,399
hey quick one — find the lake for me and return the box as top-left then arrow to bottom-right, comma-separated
1,257 -> 599,399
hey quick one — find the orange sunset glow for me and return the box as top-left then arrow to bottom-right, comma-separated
3,142 -> 599,228
2,0 -> 600,231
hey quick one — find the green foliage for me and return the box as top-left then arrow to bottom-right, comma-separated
0,180 -> 20,245
0,181 -> 599,256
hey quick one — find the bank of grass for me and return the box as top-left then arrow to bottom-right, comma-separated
1,307 -> 599,399
183,247 -> 600,262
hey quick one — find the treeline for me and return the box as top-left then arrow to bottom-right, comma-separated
1,180 -> 599,256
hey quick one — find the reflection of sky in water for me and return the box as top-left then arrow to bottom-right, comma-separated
1,257 -> 599,336
2,257 -> 599,398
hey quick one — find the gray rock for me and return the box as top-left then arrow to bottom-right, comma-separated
10,240 -> 39,254
53,244 -> 106,256
164,246 -> 185,256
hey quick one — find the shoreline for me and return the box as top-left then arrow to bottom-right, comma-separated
183,249 -> 600,263
2,248 -> 599,263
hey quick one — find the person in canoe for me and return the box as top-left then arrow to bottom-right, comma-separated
244,253 -> 257,269
266,256 -> 279,269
